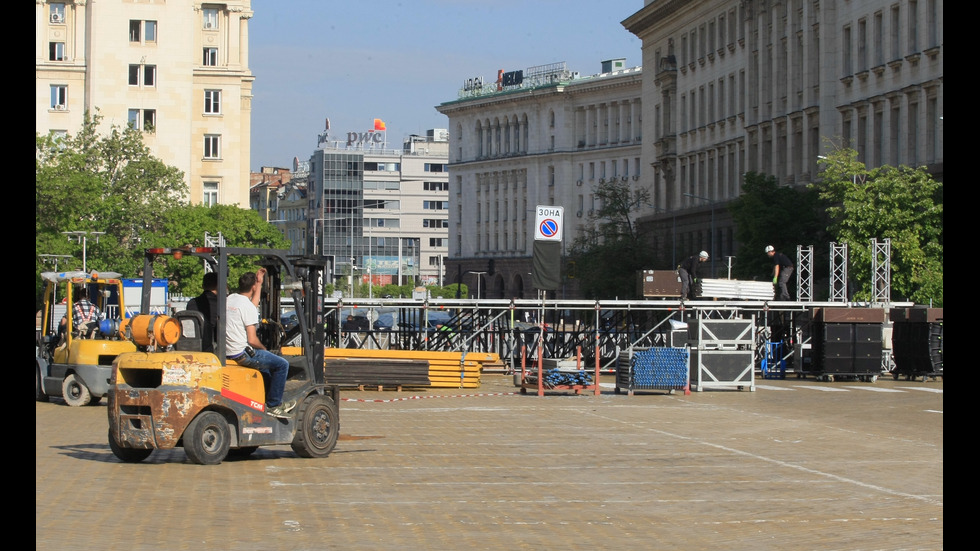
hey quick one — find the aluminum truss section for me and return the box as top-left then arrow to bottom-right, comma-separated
830,242 -> 848,302
871,238 -> 892,303
796,245 -> 814,302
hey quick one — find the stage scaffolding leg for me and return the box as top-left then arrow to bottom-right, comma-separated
830,242 -> 848,302
872,238 -> 892,304
796,245 -> 813,302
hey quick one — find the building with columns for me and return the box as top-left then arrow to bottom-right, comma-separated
623,0 -> 942,273
437,60 -> 643,298
36,0 -> 255,207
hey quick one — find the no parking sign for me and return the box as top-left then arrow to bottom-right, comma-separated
534,206 -> 564,242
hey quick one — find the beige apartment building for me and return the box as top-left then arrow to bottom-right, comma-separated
36,0 -> 254,207
623,0 -> 943,271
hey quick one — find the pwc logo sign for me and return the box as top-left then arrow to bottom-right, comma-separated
346,118 -> 387,147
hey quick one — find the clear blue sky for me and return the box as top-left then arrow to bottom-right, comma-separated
249,0 -> 643,170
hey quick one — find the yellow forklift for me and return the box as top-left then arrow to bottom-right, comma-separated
36,271 -> 136,406
107,247 -> 339,464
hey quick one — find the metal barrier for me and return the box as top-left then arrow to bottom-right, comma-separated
317,297 -> 910,373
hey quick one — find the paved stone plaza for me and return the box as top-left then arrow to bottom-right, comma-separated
36,375 -> 942,550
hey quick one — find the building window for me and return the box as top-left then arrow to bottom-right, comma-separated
203,8 -> 219,30
128,109 -> 156,132
143,109 -> 156,132
49,42 -> 66,62
858,19 -> 868,72
423,201 -> 447,210
129,20 -> 157,43
424,163 -> 446,172
362,162 -> 400,172
203,181 -> 219,206
364,199 -> 400,210
203,48 -> 218,67
908,0 -> 919,52
128,65 -> 156,87
423,181 -> 448,191
50,85 -> 67,110
204,90 -> 221,114
429,238 -> 446,247
423,219 -> 448,228
50,3 -> 66,24
203,134 -> 220,159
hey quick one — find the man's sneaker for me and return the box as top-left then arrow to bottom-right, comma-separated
267,399 -> 297,418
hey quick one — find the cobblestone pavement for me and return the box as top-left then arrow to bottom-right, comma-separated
36,375 -> 942,551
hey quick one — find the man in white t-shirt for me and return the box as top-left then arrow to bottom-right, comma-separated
225,272 -> 295,418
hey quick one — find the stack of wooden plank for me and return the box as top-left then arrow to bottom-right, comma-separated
324,358 -> 430,390
323,349 -> 499,389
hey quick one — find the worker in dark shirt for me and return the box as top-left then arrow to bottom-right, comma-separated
765,245 -> 795,300
186,272 -> 219,352
678,251 -> 709,300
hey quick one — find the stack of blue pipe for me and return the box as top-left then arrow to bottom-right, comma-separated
541,368 -> 593,388
631,348 -> 688,388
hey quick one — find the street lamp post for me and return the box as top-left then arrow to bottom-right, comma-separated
39,254 -> 74,306
683,193 -> 715,276
465,271 -> 487,299
39,254 -> 73,272
62,231 -> 105,272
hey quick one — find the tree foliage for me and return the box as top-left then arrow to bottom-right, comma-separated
36,111 -> 290,304
569,180 -> 657,298
145,204 -> 291,296
36,111 -> 188,305
727,171 -> 825,282
813,145 -> 943,305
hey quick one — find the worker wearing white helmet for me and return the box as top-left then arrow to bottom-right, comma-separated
678,251 -> 709,300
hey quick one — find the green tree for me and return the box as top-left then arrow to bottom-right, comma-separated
146,204 -> 291,296
813,145 -> 943,305
727,171 -> 825,282
36,110 -> 188,306
569,179 -> 657,298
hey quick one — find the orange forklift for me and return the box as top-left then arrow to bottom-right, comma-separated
107,247 -> 340,464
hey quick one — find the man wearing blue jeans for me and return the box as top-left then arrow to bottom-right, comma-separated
226,272 -> 295,418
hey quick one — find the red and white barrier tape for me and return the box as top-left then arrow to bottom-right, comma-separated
341,391 -> 519,403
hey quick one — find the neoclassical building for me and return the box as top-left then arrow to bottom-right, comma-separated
437,60 -> 643,298
36,1 -> 255,207
624,0 -> 942,271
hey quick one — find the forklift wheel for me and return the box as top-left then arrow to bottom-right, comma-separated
108,430 -> 152,463
62,373 -> 93,407
184,411 -> 231,465
291,394 -> 339,458
36,367 -> 49,403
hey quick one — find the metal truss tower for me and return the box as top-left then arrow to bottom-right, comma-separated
830,242 -> 848,302
871,238 -> 892,303
796,245 -> 813,302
